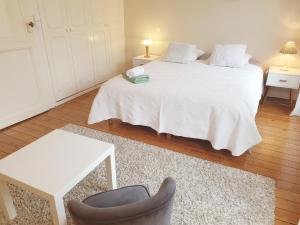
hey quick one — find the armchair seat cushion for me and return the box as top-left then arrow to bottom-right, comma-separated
83,185 -> 151,208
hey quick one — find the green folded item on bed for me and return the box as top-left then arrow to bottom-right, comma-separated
123,74 -> 150,84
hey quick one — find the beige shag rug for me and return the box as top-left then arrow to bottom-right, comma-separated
0,124 -> 275,225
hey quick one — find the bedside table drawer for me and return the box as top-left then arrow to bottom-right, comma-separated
267,73 -> 300,89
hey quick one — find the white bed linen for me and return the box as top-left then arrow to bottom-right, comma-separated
291,92 -> 300,116
88,60 -> 264,156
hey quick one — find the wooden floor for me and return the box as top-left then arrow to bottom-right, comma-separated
0,90 -> 300,225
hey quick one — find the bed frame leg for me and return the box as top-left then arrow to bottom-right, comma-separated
107,119 -> 113,127
248,148 -> 253,154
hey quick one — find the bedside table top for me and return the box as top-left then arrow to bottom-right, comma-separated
269,66 -> 300,77
134,55 -> 161,61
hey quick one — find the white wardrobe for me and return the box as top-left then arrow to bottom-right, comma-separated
0,0 -> 125,129
38,0 -> 125,101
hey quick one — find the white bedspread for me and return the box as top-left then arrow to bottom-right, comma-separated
291,91 -> 300,116
88,60 -> 263,156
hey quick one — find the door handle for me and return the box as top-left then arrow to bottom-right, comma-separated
26,21 -> 35,33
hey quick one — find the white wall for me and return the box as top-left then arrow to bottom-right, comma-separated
124,0 -> 300,98
125,0 -> 300,66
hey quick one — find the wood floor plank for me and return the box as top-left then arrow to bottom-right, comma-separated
10,124 -> 45,139
276,189 -> 300,204
32,114 -> 68,129
277,198 -> 300,214
275,219 -> 294,225
0,90 -> 300,224
248,158 -> 300,177
0,142 -> 17,154
275,208 -> 300,224
2,129 -> 37,143
0,133 -> 27,149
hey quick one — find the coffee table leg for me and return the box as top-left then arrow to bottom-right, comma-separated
0,180 -> 17,220
105,151 -> 117,189
49,195 -> 67,225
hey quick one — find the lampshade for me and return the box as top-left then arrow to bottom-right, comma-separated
142,39 -> 153,46
280,41 -> 298,54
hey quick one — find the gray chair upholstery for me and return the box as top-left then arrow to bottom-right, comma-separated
68,177 -> 176,225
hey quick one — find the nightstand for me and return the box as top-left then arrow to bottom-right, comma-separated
264,66 -> 300,108
133,55 -> 161,67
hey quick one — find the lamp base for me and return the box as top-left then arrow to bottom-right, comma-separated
280,55 -> 291,72
144,46 -> 150,58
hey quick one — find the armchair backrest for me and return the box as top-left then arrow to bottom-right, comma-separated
68,177 -> 176,225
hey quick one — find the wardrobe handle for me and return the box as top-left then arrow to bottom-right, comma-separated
27,21 -> 35,28
26,21 -> 35,33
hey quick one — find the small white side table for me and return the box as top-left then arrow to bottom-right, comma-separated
264,66 -> 300,109
0,129 -> 117,225
133,55 -> 161,67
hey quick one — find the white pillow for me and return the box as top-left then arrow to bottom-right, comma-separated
191,49 -> 205,61
163,42 -> 197,64
210,44 -> 248,68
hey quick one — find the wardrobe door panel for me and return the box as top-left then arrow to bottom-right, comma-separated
40,0 -> 66,30
65,0 -> 88,28
109,28 -> 125,75
90,0 -> 124,83
70,34 -> 94,91
90,0 -> 105,25
93,30 -> 110,83
0,50 -> 40,117
50,36 -> 77,99
91,0 -> 123,25
0,0 -> 54,129
0,0 -> 25,38
66,0 -> 95,91
39,0 -> 77,101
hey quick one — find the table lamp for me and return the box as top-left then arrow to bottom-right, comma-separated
280,41 -> 298,71
142,39 -> 153,58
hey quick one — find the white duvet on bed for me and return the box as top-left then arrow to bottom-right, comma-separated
88,60 -> 263,156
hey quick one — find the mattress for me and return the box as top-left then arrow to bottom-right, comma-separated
88,60 -> 264,156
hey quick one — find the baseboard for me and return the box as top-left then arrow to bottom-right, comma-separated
55,84 -> 102,106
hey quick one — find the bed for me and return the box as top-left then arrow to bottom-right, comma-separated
88,60 -> 264,156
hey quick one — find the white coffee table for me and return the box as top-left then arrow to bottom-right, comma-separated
0,129 -> 117,225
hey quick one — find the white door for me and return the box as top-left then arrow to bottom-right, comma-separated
92,29 -> 111,83
0,0 -> 54,129
90,0 -> 112,84
66,0 -> 95,91
91,0 -> 125,80
91,0 -> 123,26
38,0 -> 77,101
109,26 -> 125,75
